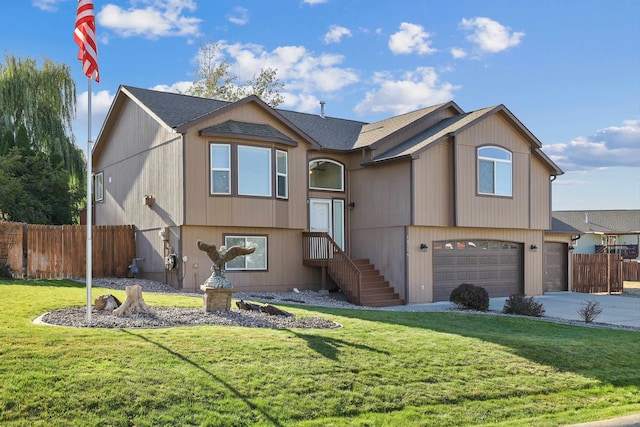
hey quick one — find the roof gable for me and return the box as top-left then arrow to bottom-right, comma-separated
199,120 -> 297,146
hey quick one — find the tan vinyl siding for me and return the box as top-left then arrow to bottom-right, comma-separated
94,99 -> 184,229
350,226 -> 407,300
530,158 -> 552,229
406,226 -> 544,304
413,138 -> 454,226
183,103 -> 309,229
180,226 -> 321,292
455,113 -> 531,228
349,161 -> 411,229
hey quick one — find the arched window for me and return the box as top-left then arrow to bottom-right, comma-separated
478,146 -> 512,196
309,159 -> 344,191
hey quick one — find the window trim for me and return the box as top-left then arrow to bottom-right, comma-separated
477,146 -> 512,197
209,142 -> 290,199
210,143 -> 231,195
276,149 -> 288,199
94,171 -> 104,202
308,158 -> 345,192
223,234 -> 268,271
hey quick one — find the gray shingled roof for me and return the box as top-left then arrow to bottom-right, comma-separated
123,85 -> 365,150
200,120 -> 295,145
119,85 -> 560,178
552,210 -> 640,234
548,217 -> 583,234
277,110 -> 365,150
123,85 -> 230,128
371,107 -> 495,162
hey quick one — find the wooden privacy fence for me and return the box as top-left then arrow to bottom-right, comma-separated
572,253 -> 640,293
0,222 -> 135,279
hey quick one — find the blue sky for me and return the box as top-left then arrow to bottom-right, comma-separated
3,0 -> 639,211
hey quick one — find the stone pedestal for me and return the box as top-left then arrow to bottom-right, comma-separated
201,285 -> 235,312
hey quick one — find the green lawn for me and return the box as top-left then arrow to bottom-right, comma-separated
1,279 -> 639,426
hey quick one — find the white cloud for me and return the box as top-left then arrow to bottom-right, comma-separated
151,81 -> 193,93
209,41 -> 358,106
97,0 -> 201,39
545,119 -> 640,171
74,90 -> 115,146
32,0 -> 61,11
227,6 -> 249,25
303,0 -> 327,4
388,22 -> 437,55
324,25 -> 352,44
450,47 -> 467,59
280,92 -> 322,113
460,17 -> 524,53
354,67 -> 459,116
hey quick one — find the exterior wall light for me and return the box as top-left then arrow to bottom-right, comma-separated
348,202 -> 355,209
420,243 -> 428,252
530,244 -> 538,251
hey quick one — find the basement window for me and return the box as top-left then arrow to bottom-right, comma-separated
224,235 -> 267,271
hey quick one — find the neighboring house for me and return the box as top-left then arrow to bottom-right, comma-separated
92,85 -> 565,305
552,210 -> 640,261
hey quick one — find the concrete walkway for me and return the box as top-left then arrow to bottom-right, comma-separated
381,292 -> 640,329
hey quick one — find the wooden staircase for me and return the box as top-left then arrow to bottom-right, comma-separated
302,232 -> 404,307
352,259 -> 404,307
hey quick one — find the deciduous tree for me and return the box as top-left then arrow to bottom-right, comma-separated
184,42 -> 284,107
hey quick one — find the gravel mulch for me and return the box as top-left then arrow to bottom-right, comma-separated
37,278 -> 348,329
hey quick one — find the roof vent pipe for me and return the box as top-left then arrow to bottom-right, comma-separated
319,101 -> 325,119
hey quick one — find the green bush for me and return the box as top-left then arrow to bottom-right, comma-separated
449,283 -> 490,311
502,294 -> 545,317
0,260 -> 12,279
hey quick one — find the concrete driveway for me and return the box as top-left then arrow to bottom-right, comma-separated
382,292 -> 640,329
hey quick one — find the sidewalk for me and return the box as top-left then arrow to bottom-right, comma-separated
380,291 -> 640,329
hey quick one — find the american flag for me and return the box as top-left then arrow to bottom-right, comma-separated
74,0 -> 99,82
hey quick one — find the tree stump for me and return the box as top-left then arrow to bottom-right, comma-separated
94,294 -> 122,311
113,285 -> 154,317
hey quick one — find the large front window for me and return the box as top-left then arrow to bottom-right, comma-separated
478,146 -> 512,196
224,235 -> 267,270
209,144 -> 287,198
309,159 -> 344,191
238,146 -> 271,197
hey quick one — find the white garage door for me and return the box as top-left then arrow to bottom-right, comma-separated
433,240 -> 524,302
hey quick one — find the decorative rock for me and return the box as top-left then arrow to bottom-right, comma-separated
94,294 -> 121,311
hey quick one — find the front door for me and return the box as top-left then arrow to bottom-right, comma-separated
309,198 -> 346,251
310,198 -> 332,235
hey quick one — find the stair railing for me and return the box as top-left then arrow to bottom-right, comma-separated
302,232 -> 362,305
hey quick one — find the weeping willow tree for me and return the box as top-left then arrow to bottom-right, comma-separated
0,54 -> 85,224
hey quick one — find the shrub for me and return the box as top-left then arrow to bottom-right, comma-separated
0,260 -> 12,279
578,300 -> 603,323
502,294 -> 545,317
449,283 -> 490,311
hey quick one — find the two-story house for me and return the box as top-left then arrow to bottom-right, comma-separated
92,85 -> 566,306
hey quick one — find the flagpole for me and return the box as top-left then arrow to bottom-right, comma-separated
86,79 -> 93,322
